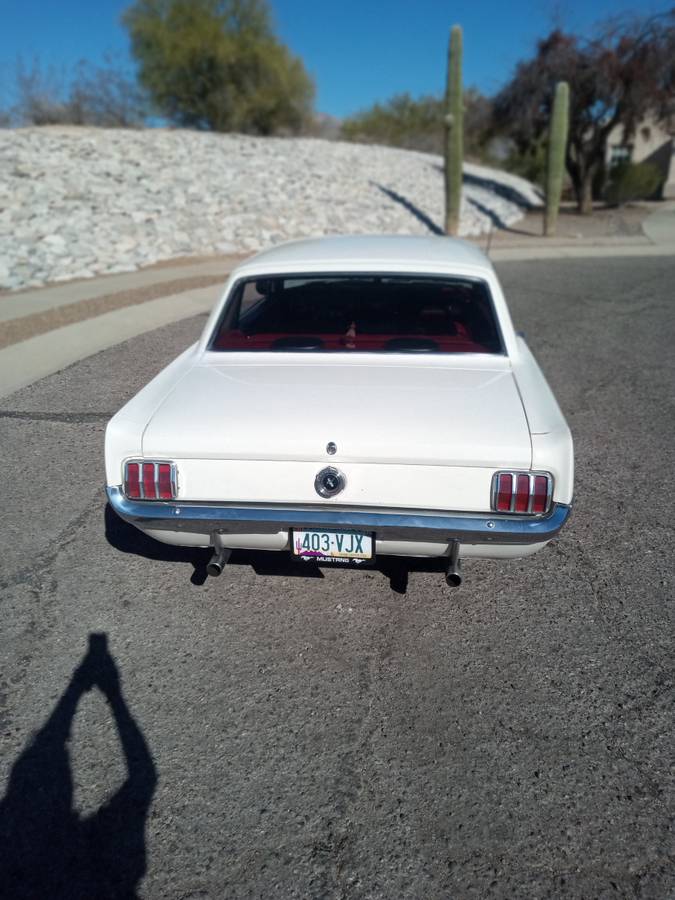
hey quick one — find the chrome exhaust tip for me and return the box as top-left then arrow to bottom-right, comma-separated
445,541 -> 462,587
206,546 -> 231,577
445,569 -> 462,587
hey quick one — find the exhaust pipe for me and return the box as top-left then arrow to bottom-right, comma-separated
206,546 -> 231,577
445,541 -> 462,587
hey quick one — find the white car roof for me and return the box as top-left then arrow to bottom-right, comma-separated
233,234 -> 494,276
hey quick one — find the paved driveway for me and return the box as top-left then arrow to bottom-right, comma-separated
0,257 -> 673,899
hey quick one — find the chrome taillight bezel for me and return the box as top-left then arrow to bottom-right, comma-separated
123,460 -> 178,500
490,471 -> 553,515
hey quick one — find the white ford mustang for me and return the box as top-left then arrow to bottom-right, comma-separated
105,235 -> 573,585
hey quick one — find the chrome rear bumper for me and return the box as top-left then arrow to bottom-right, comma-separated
106,486 -> 571,545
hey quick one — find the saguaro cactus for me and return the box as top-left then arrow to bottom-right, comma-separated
544,81 -> 570,236
444,25 -> 464,236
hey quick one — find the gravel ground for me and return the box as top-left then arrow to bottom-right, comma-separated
0,257 -> 673,899
0,127 -> 540,291
489,204 -> 651,242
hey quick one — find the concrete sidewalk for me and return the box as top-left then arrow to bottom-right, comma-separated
0,205 -> 673,401
0,257 -> 239,324
0,283 -> 222,399
642,203 -> 675,245
488,240 -> 672,261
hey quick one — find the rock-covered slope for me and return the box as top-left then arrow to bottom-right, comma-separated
0,127 -> 541,291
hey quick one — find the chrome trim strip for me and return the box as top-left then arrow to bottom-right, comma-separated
490,473 -> 498,512
106,486 -> 571,545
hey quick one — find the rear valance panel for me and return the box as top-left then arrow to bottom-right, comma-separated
166,459 -> 499,512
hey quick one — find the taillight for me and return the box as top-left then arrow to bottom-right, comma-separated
124,460 -> 176,500
492,471 -> 552,514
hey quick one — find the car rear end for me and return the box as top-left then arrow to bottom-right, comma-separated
105,237 -> 573,584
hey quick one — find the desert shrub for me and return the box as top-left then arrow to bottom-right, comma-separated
68,60 -> 147,127
341,89 -> 492,158
14,60 -> 70,125
342,93 -> 444,154
502,140 -> 548,188
14,58 -> 146,127
604,161 -> 664,204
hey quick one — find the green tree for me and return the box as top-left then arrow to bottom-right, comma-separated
123,0 -> 314,134
493,12 -> 674,213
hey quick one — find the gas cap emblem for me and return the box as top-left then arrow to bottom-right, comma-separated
315,466 -> 345,498
326,441 -> 337,455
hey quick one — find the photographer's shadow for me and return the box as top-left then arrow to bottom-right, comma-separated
0,634 -> 157,899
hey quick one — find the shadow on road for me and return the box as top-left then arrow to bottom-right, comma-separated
0,634 -> 157,900
105,503 -> 211,585
104,505 -> 447,594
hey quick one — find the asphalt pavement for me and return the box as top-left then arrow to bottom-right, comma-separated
0,256 -> 673,899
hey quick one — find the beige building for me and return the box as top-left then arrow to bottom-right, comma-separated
606,114 -> 675,198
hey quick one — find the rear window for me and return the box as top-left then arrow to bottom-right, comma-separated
209,274 -> 503,354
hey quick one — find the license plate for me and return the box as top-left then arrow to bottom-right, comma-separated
291,529 -> 373,562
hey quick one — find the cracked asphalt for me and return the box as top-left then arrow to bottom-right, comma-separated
0,257 -> 673,899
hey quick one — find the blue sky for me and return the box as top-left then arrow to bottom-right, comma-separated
0,0 -> 671,117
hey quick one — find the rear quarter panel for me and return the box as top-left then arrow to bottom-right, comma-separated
512,336 -> 574,505
104,343 -> 199,485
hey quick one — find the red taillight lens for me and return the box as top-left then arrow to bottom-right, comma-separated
492,471 -> 552,515
125,462 -> 141,499
515,474 -> 530,512
124,460 -> 176,500
142,463 -> 157,499
158,463 -> 173,499
495,473 -> 513,511
532,475 -> 549,514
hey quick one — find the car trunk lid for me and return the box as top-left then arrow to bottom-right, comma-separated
142,358 -> 532,469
